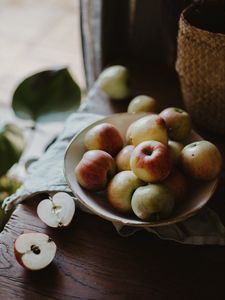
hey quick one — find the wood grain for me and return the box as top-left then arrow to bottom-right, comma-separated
1,199 -> 225,300
0,65 -> 224,299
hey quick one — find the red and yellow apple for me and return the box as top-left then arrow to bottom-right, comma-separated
160,107 -> 191,141
75,150 -> 115,191
131,184 -> 174,220
130,140 -> 171,182
127,95 -> 157,114
84,123 -> 124,156
107,171 -> 144,213
115,145 -> 135,171
180,141 -> 222,181
126,114 -> 168,146
163,168 -> 188,203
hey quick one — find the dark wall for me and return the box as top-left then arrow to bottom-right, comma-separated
80,0 -> 192,88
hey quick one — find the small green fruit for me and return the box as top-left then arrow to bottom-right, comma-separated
160,107 -> 192,142
0,123 -> 25,177
180,141 -> 222,181
128,95 -> 157,113
0,176 -> 20,231
131,184 -> 174,221
168,140 -> 184,164
96,65 -> 130,100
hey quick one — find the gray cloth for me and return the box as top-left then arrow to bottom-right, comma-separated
3,113 -> 225,245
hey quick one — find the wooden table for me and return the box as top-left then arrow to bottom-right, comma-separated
0,65 -> 224,299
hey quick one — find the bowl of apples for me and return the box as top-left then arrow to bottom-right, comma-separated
64,106 -> 222,227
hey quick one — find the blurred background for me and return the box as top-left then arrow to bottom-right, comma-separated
0,0 -> 85,121
0,1 -> 86,223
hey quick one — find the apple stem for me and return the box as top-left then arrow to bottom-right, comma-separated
143,148 -> 152,156
175,108 -> 183,113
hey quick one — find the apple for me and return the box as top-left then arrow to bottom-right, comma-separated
168,140 -> 184,164
130,140 -> 171,182
160,107 -> 192,141
37,192 -> 75,228
180,141 -> 222,181
84,123 -> 124,156
107,171 -> 144,213
126,114 -> 168,146
163,168 -> 188,203
131,184 -> 174,220
14,232 -> 57,270
115,145 -> 135,171
127,95 -> 157,113
75,150 -> 115,191
96,65 -> 130,100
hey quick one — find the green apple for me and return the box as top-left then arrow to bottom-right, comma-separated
127,95 -> 157,113
180,141 -> 222,181
168,140 -> 184,164
131,184 -> 174,221
96,65 -> 130,100
107,171 -> 144,213
160,107 -> 192,141
0,123 -> 25,177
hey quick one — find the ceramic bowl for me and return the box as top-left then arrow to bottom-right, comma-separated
64,113 -> 218,227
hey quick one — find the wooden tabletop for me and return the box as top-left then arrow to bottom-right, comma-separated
0,65 -> 224,300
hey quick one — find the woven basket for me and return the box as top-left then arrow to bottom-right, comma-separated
176,2 -> 225,135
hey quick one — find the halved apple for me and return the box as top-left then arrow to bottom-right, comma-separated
14,232 -> 57,270
37,192 -> 75,228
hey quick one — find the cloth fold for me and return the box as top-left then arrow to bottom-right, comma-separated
3,113 -> 225,245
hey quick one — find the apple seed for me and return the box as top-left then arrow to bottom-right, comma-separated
30,245 -> 41,255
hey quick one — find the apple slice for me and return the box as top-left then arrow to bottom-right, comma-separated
14,232 -> 57,270
37,192 -> 75,228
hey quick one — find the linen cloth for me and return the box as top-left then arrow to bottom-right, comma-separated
3,113 -> 225,245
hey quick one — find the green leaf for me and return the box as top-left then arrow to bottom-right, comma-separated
0,124 -> 25,177
12,68 -> 81,122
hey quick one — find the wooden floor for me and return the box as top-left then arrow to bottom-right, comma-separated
0,0 -> 85,121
